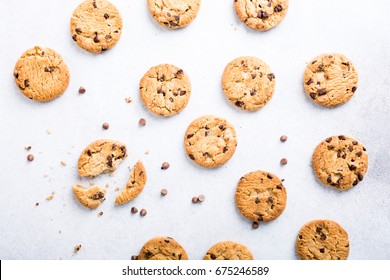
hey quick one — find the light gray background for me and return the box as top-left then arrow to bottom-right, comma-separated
0,0 -> 389,260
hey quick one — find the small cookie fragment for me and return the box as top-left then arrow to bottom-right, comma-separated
204,241 -> 254,260
137,237 -> 188,260
296,220 -> 350,260
73,184 -> 106,209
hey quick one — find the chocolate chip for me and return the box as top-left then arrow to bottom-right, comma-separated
14,72 -> 19,78
78,86 -> 86,94
258,215 -> 264,222
75,28 -> 82,34
310,93 -> 317,99
189,154 -> 195,160
235,100 -> 244,107
280,158 -> 288,165
320,234 -> 327,240
24,80 -> 30,87
358,173 -> 364,181
306,78 -> 313,85
319,248 -> 325,253
44,66 -> 54,73
316,226 -> 322,233
145,251 -> 152,259
325,137 -> 332,143
268,197 -> 273,203
317,64 -> 324,71
105,35 -> 112,40
102,123 -> 109,130
317,89 -> 327,96
299,235 -> 303,239
92,192 -> 105,200
267,174 -> 273,179
131,207 -> 138,214
104,13 -> 109,19
131,255 -> 138,260
274,4 -> 283,12
138,118 -> 146,126
192,197 -> 199,203
352,140 -> 358,145
219,125 -> 226,131
338,135 -> 346,140
353,180 -> 359,186
356,151 -> 362,157
93,1 -> 97,8
158,74 -> 165,82
27,154 -> 34,161
251,74 -> 256,79
72,34 -> 77,41
174,15 -> 180,21
276,184 -> 282,190
176,69 -> 184,75
179,91 -> 186,96
106,155 -> 113,167
210,254 -> 216,260
187,134 -> 194,139
257,11 -> 269,19
352,86 -> 357,93
161,189 -> 168,196
255,198 -> 260,204
169,97 -> 174,102
363,147 -> 366,151
35,202 -> 39,206
140,209 -> 147,217
252,222 -> 259,229
327,176 -> 332,183
87,150 -> 92,156
267,73 -> 275,81
223,147 -> 228,153
93,33 -> 100,43
348,146 -> 353,152
198,194 -> 205,202
205,131 -> 209,137
161,162 -> 170,170
280,135 -> 288,142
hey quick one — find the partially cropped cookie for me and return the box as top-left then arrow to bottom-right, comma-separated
115,161 -> 147,205
14,46 -> 70,102
148,0 -> 201,29
78,139 -> 127,177
184,115 -> 237,168
70,0 -> 122,54
204,241 -> 254,260
140,64 -> 191,117
222,56 -> 275,111
304,53 -> 358,107
296,220 -> 350,260
312,135 -> 368,191
236,171 -> 287,223
234,0 -> 289,31
73,184 -> 106,209
137,237 -> 188,260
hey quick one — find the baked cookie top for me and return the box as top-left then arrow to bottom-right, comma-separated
222,56 -> 275,111
14,46 -> 70,102
184,115 -> 237,168
137,237 -> 188,260
312,135 -> 368,191
235,170 -> 287,223
70,0 -> 122,54
304,53 -> 358,107
296,219 -> 350,260
203,241 -> 254,260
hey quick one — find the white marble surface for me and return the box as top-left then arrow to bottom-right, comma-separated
0,0 -> 389,260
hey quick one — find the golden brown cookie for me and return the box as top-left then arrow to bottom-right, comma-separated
203,241 -> 254,260
137,237 -> 188,260
115,161 -> 147,205
148,0 -> 201,29
304,53 -> 358,107
184,115 -> 237,168
140,64 -> 191,117
234,0 -> 289,31
235,171 -> 287,223
78,139 -> 127,177
14,46 -> 70,102
73,184 -> 106,209
296,220 -> 350,260
222,56 -> 275,111
312,135 -> 368,191
70,0 -> 122,54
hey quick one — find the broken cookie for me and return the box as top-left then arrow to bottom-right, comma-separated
73,184 -> 106,209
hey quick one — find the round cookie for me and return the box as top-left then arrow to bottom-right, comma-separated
296,220 -> 350,260
312,135 -> 368,191
235,171 -> 287,223
14,46 -> 70,102
304,53 -> 358,107
137,237 -> 188,260
148,0 -> 201,29
203,241 -> 254,260
222,56 -> 275,111
234,0 -> 289,31
140,64 -> 191,117
184,115 -> 237,168
70,0 -> 122,54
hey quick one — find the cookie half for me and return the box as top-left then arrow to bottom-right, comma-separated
73,184 -> 106,209
137,237 -> 188,260
70,0 -> 122,54
304,53 -> 358,107
296,220 -> 350,260
222,56 -> 275,111
14,46 -> 70,102
235,171 -> 287,223
203,241 -> 254,260
312,135 -> 368,191
184,115 -> 237,168
234,0 -> 289,31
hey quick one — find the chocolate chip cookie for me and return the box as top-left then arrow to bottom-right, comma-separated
137,237 -> 188,260
203,241 -> 254,260
73,184 -> 106,209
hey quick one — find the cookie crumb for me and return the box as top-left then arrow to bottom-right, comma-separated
60,160 -> 66,166
47,129 -> 52,135
46,195 -> 54,201
161,189 -> 168,196
125,97 -> 132,103
115,187 -> 120,192
280,135 -> 288,142
25,146 -> 32,151
79,87 -> 86,94
35,202 -> 39,206
74,244 -> 82,254
144,150 -> 150,155
43,173 -> 49,178
105,183 -> 110,189
280,158 -> 288,165
138,118 -> 146,126
98,211 -> 103,217
27,154 -> 34,161
89,181 -> 96,186
161,162 -> 170,170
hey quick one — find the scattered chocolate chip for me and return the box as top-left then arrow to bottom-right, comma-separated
25,146 -> 32,151
131,207 -> 138,214
131,255 -> 138,260
257,11 -> 269,19
358,173 -> 364,181
140,209 -> 147,217
267,173 -> 273,179
338,135 -> 346,140
161,189 -> 168,196
235,100 -> 244,107
102,122 -> 109,130
192,197 -> 199,203
252,222 -> 259,229
280,135 -> 288,142
198,194 -> 205,202
352,86 -> 357,93
98,211 -> 103,216
267,73 -> 275,81
319,248 -> 325,253
280,158 -> 288,165
27,154 -> 34,161
35,202 -> 39,206
78,86 -> 86,94
317,89 -> 327,96
138,118 -> 146,126
161,162 -> 170,170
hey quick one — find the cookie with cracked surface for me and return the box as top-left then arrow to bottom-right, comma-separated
70,0 -> 122,54
140,64 -> 191,117
304,53 -> 358,107
148,0 -> 201,29
137,237 -> 188,260
235,170 -> 287,223
73,184 -> 106,209
78,139 -> 127,177
14,46 -> 70,102
296,220 -> 349,260
203,241 -> 254,260
115,161 -> 147,205
312,135 -> 368,191
184,115 -> 237,168
222,56 -> 275,111
234,0 -> 289,31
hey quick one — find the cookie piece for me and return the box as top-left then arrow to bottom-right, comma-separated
148,0 -> 201,29
234,0 -> 289,31
222,56 -> 275,111
137,237 -> 188,260
304,53 -> 358,107
73,184 -> 106,209
70,0 -> 122,54
115,161 -> 147,205
312,135 -> 368,191
140,64 -> 191,117
78,139 -> 127,177
235,171 -> 287,223
184,115 -> 237,168
203,241 -> 254,260
14,46 -> 70,102
296,220 -> 350,260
